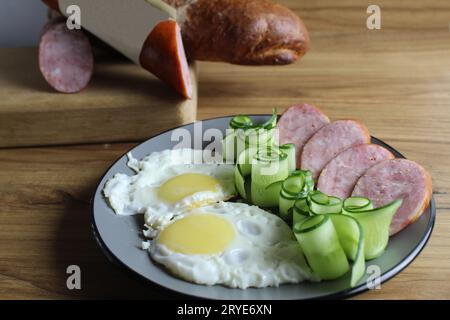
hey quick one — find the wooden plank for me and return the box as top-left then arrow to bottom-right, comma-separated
0,143 -> 178,299
279,0 -> 450,31
0,48 -> 197,148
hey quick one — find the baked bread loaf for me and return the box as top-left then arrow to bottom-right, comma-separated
164,0 -> 310,65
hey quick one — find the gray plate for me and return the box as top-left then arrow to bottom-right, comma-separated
91,115 -> 435,300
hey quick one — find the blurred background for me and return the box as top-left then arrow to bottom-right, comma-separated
0,0 -> 47,47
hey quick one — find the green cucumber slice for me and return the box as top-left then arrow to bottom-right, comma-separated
294,215 -> 350,280
308,191 -> 343,214
250,148 -> 289,207
279,196 -> 296,220
279,170 -> 314,219
236,127 -> 273,149
344,198 -> 402,260
292,198 -> 310,225
263,180 -> 284,208
261,108 -> 278,130
282,170 -> 305,194
236,147 -> 258,177
329,214 -> 365,287
230,115 -> 253,129
279,143 -> 296,173
234,164 -> 247,199
343,197 -> 373,211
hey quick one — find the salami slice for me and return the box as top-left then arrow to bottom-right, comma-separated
277,104 -> 330,168
352,159 -> 432,235
300,120 -> 371,180
317,144 -> 394,199
139,20 -> 192,99
39,20 -> 93,93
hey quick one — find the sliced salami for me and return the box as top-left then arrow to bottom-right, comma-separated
300,120 -> 371,180
317,144 -> 394,199
277,104 -> 330,168
139,20 -> 192,99
352,159 -> 432,235
39,20 -> 93,93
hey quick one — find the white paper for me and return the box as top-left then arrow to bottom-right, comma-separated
58,0 -> 171,64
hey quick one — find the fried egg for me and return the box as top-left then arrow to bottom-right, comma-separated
144,202 -> 316,289
103,149 -> 236,228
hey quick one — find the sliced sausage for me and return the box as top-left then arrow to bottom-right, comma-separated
277,104 -> 330,168
39,19 -> 93,93
317,144 -> 394,199
300,120 -> 371,180
139,20 -> 192,99
352,159 -> 432,235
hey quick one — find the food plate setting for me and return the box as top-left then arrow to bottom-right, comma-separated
3,0 -> 450,304
92,105 -> 435,300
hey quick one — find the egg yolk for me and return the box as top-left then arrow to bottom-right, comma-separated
158,214 -> 235,254
158,173 -> 220,204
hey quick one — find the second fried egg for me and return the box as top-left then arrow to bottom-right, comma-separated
145,202 -> 316,289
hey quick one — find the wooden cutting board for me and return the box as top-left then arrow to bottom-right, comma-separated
0,48 -> 197,148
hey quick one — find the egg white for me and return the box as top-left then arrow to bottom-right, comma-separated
145,202 -> 316,289
103,149 -> 236,228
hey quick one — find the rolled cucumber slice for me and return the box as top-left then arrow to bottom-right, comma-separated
279,143 -> 296,173
235,147 -> 288,207
236,127 -> 273,150
234,147 -> 259,199
279,196 -> 296,220
294,215 -> 350,280
329,214 -> 365,287
261,108 -> 278,130
343,197 -> 403,260
292,198 -> 310,225
236,147 -> 258,177
279,172 -> 304,219
279,170 -> 314,220
230,115 -> 253,129
264,180 -> 284,208
308,191 -> 343,215
343,196 -> 373,211
251,148 -> 289,207
293,213 -> 365,286
234,164 -> 247,199
222,112 -> 277,163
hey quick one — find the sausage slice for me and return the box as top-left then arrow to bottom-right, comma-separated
277,104 -> 330,168
39,19 -> 94,93
300,120 -> 371,180
317,144 -> 394,199
352,159 -> 432,235
139,20 -> 192,99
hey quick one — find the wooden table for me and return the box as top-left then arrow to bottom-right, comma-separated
1,0 -> 450,299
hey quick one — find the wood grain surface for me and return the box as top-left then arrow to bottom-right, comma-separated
0,49 -> 198,148
0,0 -> 450,299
